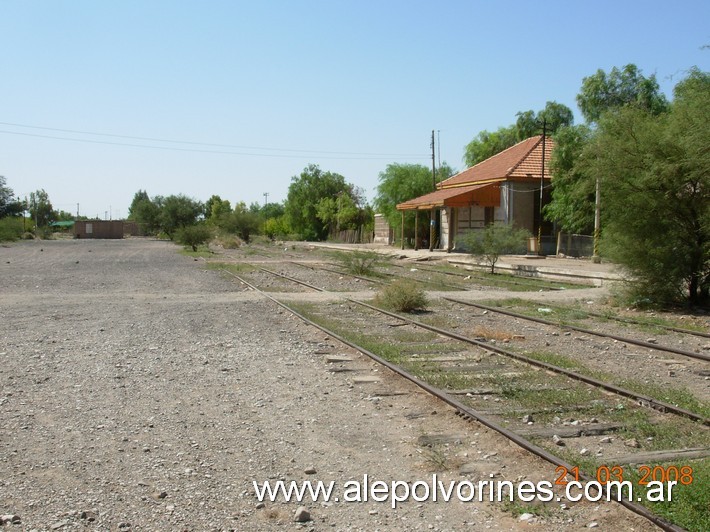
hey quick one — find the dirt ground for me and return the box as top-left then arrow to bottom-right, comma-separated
0,239 -> 657,530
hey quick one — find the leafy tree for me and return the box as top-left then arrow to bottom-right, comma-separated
515,101 -> 574,139
373,162 -> 454,245
576,64 -> 669,123
0,177 -> 24,218
205,195 -> 232,223
264,216 -> 291,239
587,69 -> 709,305
176,223 -> 213,251
463,126 -> 518,167
128,190 -> 161,234
220,202 -> 261,242
543,124 -> 595,232
28,189 -> 54,227
157,194 -> 204,239
460,223 -> 530,274
464,102 -> 573,167
546,64 -> 672,233
284,164 -> 353,240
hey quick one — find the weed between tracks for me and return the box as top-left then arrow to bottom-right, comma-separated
285,299 -> 708,531
480,298 -> 708,334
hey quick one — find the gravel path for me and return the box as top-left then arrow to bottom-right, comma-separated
1,239 -> 652,530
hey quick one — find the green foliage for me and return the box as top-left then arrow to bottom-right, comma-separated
264,215 -> 291,239
157,194 -> 204,239
463,125 -> 518,167
28,189 -> 53,227
0,176 -> 24,218
333,250 -> 384,276
576,64 -> 669,124
176,224 -> 213,252
216,201 -> 261,242
316,189 -> 371,237
544,124 -> 595,232
284,164 -> 353,240
0,216 -> 25,241
588,69 -> 710,305
459,223 -> 530,273
464,101 -> 573,167
127,190 -> 161,234
373,279 -> 428,313
373,163 -> 454,245
205,195 -> 232,223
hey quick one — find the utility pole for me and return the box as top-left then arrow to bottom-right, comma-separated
537,119 -> 547,254
77,203 -> 79,219
263,192 -> 269,235
429,130 -> 436,252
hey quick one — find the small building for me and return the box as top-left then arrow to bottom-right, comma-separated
373,214 -> 393,245
396,135 -> 553,252
74,220 -> 124,239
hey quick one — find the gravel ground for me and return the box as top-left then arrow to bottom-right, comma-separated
1,239 -> 654,530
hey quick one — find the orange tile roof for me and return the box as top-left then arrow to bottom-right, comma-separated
396,183 -> 493,210
440,135 -> 554,188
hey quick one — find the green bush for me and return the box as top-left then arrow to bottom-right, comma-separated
374,279 -> 428,313
459,223 -> 530,274
0,217 -> 25,242
176,224 -> 213,252
333,250 -> 384,276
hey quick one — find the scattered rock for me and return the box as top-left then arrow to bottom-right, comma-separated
580,448 -> 590,456
522,414 -> 533,424
304,467 -> 317,475
1,515 -> 21,525
624,438 -> 641,449
552,435 -> 565,446
519,513 -> 534,521
294,506 -> 311,522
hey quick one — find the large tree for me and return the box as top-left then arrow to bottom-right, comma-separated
584,69 -> 709,305
128,190 -> 161,234
28,189 -> 54,227
284,164 -> 353,240
0,176 -> 23,218
464,101 -> 573,167
373,162 -> 454,244
546,64 -> 671,233
576,64 -> 669,123
157,194 -> 204,239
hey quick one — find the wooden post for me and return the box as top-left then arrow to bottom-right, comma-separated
401,210 -> 405,250
414,211 -> 419,250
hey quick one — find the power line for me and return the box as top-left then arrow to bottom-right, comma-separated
0,121 -> 429,159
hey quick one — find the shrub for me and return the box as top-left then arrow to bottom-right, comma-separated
374,279 -> 428,313
176,224 -> 213,252
459,223 -> 530,274
0,217 -> 25,242
333,250 -> 384,276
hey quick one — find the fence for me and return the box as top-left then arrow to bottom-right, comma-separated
331,227 -> 374,244
556,232 -> 594,257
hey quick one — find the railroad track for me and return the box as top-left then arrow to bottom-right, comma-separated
442,298 -> 710,364
218,265 -> 705,531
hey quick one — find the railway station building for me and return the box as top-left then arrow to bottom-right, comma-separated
396,135 -> 554,253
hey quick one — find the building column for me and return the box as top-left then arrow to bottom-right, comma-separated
414,212 -> 419,250
400,210 -> 405,250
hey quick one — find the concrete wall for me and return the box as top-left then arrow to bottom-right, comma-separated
373,214 -> 393,245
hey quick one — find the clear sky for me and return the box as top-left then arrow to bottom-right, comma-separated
1,0 -> 708,219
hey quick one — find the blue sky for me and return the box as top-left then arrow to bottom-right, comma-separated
1,0 -> 708,219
